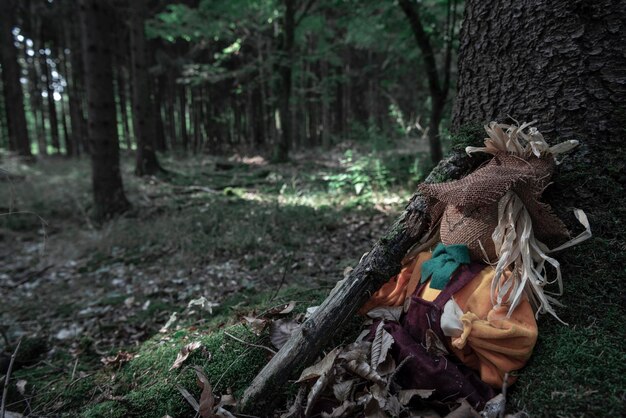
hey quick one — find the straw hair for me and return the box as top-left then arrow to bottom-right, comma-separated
419,121 -> 590,321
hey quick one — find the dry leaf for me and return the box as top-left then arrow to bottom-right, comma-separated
344,359 -> 385,385
371,322 -> 394,370
187,297 -> 220,314
398,389 -> 434,405
16,380 -> 27,395
160,312 -> 178,333
278,301 -> 296,314
217,393 -> 237,408
370,383 -> 387,407
305,368 -> 335,417
355,328 -> 371,342
101,351 -> 135,367
322,400 -> 357,418
267,301 -> 297,316
297,347 -> 341,383
338,341 -> 370,363
332,379 -> 354,402
193,365 -> 216,418
377,355 -> 396,377
169,341 -> 202,371
243,316 -> 267,336
215,407 -> 236,418
269,319 -> 301,350
443,399 -> 480,418
363,397 -> 386,418
366,306 -> 403,322
481,393 -> 506,418
383,395 -> 402,417
177,384 -> 199,412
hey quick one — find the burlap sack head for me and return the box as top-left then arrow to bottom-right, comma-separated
420,152 -> 569,262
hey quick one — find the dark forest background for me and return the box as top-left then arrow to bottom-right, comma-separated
1,0 -> 458,188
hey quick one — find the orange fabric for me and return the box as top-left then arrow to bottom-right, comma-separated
358,251 -> 432,314
361,252 -> 538,388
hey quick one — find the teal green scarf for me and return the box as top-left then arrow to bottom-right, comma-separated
420,243 -> 470,290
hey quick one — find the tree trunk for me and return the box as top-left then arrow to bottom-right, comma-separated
273,0 -> 295,162
40,25 -> 61,154
68,18 -> 88,155
179,85 -> 189,151
451,0 -> 626,413
0,0 -> 32,156
79,0 -> 129,221
129,0 -> 162,176
398,0 -> 447,164
58,44 -> 75,157
116,66 -> 132,151
453,0 -> 625,142
26,33 -> 47,155
152,75 -> 167,152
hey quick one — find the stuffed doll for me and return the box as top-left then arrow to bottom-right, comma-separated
360,121 -> 591,411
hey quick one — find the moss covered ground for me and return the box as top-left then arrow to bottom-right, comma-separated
1,135 -> 624,417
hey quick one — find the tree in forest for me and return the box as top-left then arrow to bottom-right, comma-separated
274,0 -> 317,162
79,0 -> 129,220
240,0 -> 626,414
129,0 -> 163,176
399,0 -> 457,164
0,0 -> 32,157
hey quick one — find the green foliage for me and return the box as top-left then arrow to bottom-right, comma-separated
325,150 -> 393,197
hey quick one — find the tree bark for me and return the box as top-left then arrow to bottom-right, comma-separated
79,0 -> 129,221
0,0 -> 32,156
453,0 -> 625,143
273,0 -> 295,162
240,151 -> 483,413
129,0 -> 162,175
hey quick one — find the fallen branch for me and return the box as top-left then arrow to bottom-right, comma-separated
240,151 -> 482,414
1,337 -> 22,418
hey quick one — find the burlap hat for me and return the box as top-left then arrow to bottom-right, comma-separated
419,152 -> 569,261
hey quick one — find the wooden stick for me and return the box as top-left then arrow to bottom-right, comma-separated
1,337 -> 22,418
239,151 -> 480,414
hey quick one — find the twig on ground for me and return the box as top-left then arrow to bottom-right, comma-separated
1,337 -> 22,418
224,332 -> 276,355
214,348 -> 252,391
70,358 -> 79,381
0,265 -> 54,289
270,253 -> 294,301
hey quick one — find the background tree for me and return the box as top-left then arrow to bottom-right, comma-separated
0,0 -> 32,157
399,0 -> 457,163
129,0 -> 163,175
79,0 -> 129,220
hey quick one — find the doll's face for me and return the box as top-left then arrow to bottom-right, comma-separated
440,204 -> 499,263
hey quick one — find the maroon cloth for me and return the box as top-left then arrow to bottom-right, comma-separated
372,262 -> 495,411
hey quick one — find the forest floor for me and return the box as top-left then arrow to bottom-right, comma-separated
0,145 -> 418,417
1,142 -> 624,417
